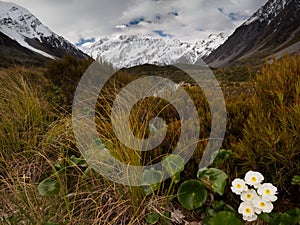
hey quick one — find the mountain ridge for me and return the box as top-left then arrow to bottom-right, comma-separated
0,30 -> 49,66
0,1 -> 88,62
81,33 -> 227,69
204,0 -> 300,67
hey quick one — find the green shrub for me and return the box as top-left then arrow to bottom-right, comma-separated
234,55 -> 300,209
44,55 -> 94,107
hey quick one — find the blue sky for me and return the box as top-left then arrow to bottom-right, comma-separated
2,0 -> 268,44
75,37 -> 96,46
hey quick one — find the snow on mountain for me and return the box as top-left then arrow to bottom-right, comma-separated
81,33 -> 227,69
0,1 -> 87,59
205,0 -> 300,67
244,0 -> 288,25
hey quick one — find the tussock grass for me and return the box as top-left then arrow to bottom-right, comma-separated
0,67 -> 165,224
1,55 -> 300,224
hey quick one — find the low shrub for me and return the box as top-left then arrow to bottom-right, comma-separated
233,55 -> 300,209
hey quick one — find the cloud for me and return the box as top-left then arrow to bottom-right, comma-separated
2,0 -> 268,43
218,8 -> 249,22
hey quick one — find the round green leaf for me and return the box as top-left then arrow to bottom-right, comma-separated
146,213 -> 160,224
143,168 -> 162,185
177,179 -> 207,210
207,211 -> 242,225
38,178 -> 60,196
143,168 -> 162,195
197,168 -> 228,195
162,154 -> 184,177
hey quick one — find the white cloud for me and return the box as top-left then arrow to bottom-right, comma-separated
2,0 -> 268,43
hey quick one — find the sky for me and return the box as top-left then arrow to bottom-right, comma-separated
2,0 -> 268,45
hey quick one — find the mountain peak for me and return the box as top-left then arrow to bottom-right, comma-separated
243,0 -> 289,26
0,1 -> 52,40
81,33 -> 227,69
205,0 -> 300,67
0,1 -> 88,60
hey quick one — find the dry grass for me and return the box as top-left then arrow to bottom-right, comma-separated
1,55 -> 299,224
0,67 -> 171,225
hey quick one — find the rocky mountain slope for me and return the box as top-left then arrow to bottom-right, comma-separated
0,30 -> 49,66
205,0 -> 300,67
0,1 -> 88,63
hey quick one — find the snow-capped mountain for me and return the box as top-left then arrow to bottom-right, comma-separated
0,1 -> 87,60
205,0 -> 300,67
243,0 -> 288,25
81,33 -> 227,69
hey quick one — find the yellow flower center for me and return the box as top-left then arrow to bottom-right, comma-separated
237,184 -> 242,189
245,208 -> 251,214
251,176 -> 257,182
246,194 -> 252,199
260,202 -> 266,208
265,189 -> 271,195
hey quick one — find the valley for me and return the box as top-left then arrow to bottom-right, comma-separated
0,0 -> 300,224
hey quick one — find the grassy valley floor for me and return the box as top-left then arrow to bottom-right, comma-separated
0,55 -> 299,224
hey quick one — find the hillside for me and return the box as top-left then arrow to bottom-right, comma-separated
0,1 -> 88,65
205,0 -> 300,67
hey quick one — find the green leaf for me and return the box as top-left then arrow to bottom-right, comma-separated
205,201 -> 237,220
38,178 -> 60,196
278,213 -> 294,225
161,212 -> 171,225
212,200 -> 226,210
287,208 -> 300,225
54,162 -> 61,171
171,172 -> 181,184
143,168 -> 162,195
206,211 -> 242,225
162,154 -> 184,177
70,155 -> 86,167
82,167 -> 92,179
197,168 -> 228,195
259,211 -> 299,225
205,207 -> 216,217
259,212 -> 281,224
212,200 -> 236,213
292,175 -> 300,186
210,149 -> 232,165
146,213 -> 160,224
177,179 -> 207,210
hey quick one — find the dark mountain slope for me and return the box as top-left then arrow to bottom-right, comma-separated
0,1 -> 89,66
205,0 -> 300,67
0,31 -> 48,67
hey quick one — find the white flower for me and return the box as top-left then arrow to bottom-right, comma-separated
243,214 -> 258,222
238,202 -> 257,222
241,189 -> 258,202
253,196 -> 274,213
245,171 -> 264,186
231,178 -> 248,195
254,183 -> 263,189
257,183 -> 278,202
